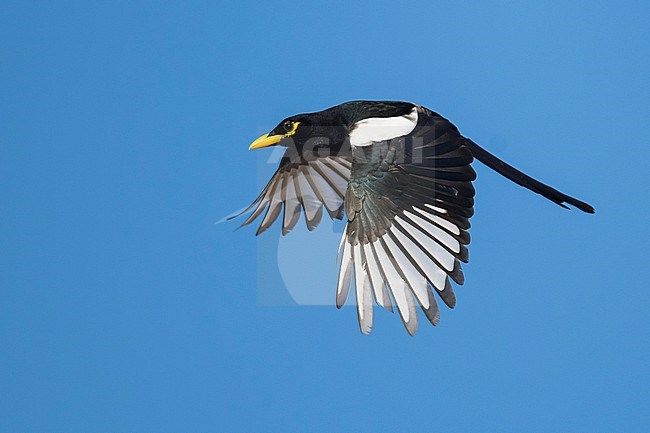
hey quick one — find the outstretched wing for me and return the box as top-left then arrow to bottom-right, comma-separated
233,144 -> 352,235
337,107 -> 475,335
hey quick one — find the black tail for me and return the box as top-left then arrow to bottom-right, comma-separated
464,140 -> 595,214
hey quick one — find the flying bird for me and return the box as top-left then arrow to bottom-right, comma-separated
232,101 -> 594,335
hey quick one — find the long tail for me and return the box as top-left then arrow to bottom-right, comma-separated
464,139 -> 595,214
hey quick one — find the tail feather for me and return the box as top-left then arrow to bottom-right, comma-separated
464,140 -> 595,214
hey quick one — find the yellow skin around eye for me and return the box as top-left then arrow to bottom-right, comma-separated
249,122 -> 300,150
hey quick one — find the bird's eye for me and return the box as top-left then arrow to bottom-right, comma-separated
283,121 -> 294,132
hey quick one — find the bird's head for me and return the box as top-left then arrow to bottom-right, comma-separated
248,116 -> 303,150
248,108 -> 350,158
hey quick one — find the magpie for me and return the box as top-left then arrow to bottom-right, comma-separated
232,101 -> 594,335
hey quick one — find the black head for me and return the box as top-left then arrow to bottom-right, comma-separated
248,101 -> 416,159
248,107 -> 348,153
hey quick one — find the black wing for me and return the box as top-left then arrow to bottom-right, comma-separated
337,106 -> 594,335
232,144 -> 352,235
337,107 -> 475,334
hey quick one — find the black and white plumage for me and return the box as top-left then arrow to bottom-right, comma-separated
233,101 -> 594,335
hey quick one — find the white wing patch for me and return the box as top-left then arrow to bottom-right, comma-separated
349,107 -> 418,147
336,231 -> 353,308
413,206 -> 460,235
337,209 -> 462,335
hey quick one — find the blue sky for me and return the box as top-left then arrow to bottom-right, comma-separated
1,1 -> 649,432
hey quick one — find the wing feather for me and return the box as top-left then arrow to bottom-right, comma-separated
338,106 -> 472,333
232,148 -> 351,234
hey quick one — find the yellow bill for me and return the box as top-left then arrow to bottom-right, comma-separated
249,121 -> 300,150
249,133 -> 283,150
